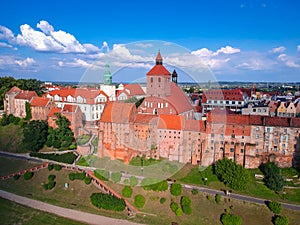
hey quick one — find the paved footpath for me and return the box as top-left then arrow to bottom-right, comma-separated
0,190 -> 143,225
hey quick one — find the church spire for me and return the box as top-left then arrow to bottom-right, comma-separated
156,51 -> 163,65
104,62 -> 112,85
172,69 -> 178,84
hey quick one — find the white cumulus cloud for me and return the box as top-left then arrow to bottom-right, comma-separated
278,54 -> 300,68
297,45 -> 300,52
271,46 -> 286,53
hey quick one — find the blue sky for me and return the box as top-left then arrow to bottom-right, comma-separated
0,0 -> 299,82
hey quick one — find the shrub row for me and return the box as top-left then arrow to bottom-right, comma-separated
69,172 -> 86,181
30,152 -> 77,164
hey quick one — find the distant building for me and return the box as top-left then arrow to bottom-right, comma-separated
30,96 -> 55,121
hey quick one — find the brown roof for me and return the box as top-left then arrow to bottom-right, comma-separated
202,89 -> 244,102
134,114 -> 158,124
119,84 -> 145,97
30,96 -> 51,107
184,120 -> 205,132
290,118 -> 300,128
158,114 -> 184,130
6,86 -> 21,94
62,104 -> 79,113
48,107 -> 61,117
100,102 -> 136,123
15,90 -> 38,100
166,82 -> 193,114
146,65 -> 171,76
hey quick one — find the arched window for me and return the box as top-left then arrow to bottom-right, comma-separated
150,77 -> 153,83
158,77 -> 161,82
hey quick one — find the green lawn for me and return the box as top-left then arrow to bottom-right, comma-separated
76,134 -> 91,146
0,156 -> 39,176
174,164 -> 300,205
0,124 -> 26,153
0,197 -> 87,225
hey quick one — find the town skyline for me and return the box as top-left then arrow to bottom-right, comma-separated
0,0 -> 300,82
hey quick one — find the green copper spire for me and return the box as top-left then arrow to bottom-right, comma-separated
104,62 -> 112,85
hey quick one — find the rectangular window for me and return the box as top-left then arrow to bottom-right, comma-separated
230,148 -> 234,152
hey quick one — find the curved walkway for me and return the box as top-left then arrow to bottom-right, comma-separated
0,190 -> 143,225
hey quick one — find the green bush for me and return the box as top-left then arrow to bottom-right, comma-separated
122,186 -> 133,198
181,196 -> 192,215
170,183 -> 182,196
134,194 -> 146,208
90,193 -> 126,211
192,188 -> 199,195
175,207 -> 183,216
111,172 -> 122,183
24,172 -> 34,180
273,215 -> 289,225
260,162 -> 285,192
29,152 -> 77,164
42,183 -> 49,190
69,173 -> 75,181
54,164 -> 62,171
13,174 -> 20,180
130,176 -> 138,186
48,164 -> 54,171
215,194 -> 221,204
221,213 -> 242,225
268,201 -> 283,214
170,201 -> 179,213
160,197 -> 166,204
48,175 -> 56,182
94,169 -> 109,181
84,176 -> 92,185
47,180 -> 56,190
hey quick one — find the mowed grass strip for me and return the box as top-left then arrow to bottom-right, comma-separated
0,197 -> 87,225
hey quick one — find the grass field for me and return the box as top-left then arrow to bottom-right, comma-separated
173,163 -> 300,205
0,156 -> 39,176
0,124 -> 26,153
0,197 -> 87,225
1,156 -> 300,225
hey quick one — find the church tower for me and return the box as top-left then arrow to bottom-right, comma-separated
104,63 -> 112,85
172,69 -> 178,84
146,51 -> 171,97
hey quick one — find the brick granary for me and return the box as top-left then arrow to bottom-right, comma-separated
98,52 -> 300,168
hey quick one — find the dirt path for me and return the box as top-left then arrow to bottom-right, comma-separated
0,190 -> 143,225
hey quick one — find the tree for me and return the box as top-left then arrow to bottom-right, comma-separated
221,213 -> 242,225
170,183 -> 182,196
215,194 -> 221,204
25,102 -> 32,121
181,196 -> 192,215
122,186 -> 133,198
111,172 -> 122,183
160,197 -> 166,204
23,120 -> 48,152
46,114 -> 75,150
268,201 -> 283,214
273,215 -> 289,225
134,194 -> 146,208
84,176 -> 92,185
260,162 -> 285,192
215,158 -> 250,190
129,176 -> 138,186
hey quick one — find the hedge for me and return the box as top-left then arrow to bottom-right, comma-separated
29,152 -> 77,164
134,194 -> 146,208
90,193 -> 126,211
69,172 -> 86,181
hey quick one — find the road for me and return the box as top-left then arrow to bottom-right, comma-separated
1,151 -> 300,211
0,190 -> 143,225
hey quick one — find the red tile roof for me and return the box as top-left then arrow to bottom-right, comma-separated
184,120 -> 205,132
48,88 -> 109,104
158,114 -> 184,130
156,51 -> 163,61
290,118 -> 300,128
166,82 -> 193,114
15,90 -> 38,100
119,84 -> 145,97
30,96 -> 50,107
146,65 -> 171,76
134,114 -> 158,124
48,107 -> 61,117
265,117 -> 290,127
100,102 -> 136,123
62,104 -> 78,113
202,89 -> 244,102
6,86 -> 21,94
